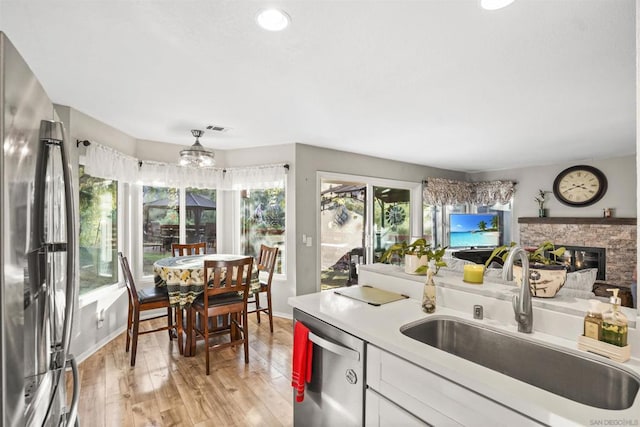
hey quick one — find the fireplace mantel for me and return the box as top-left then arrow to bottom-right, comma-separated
518,217 -> 636,226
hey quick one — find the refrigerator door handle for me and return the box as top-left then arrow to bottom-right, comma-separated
52,121 -> 77,360
308,331 -> 360,361
38,120 -> 77,367
65,355 -> 80,426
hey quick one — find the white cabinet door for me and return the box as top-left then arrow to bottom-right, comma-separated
366,388 -> 430,427
367,345 -> 543,427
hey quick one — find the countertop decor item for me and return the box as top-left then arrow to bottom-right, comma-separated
552,165 -> 607,207
379,238 -> 447,275
484,241 -> 566,267
577,336 -> 630,363
463,264 -> 485,284
486,241 -> 568,297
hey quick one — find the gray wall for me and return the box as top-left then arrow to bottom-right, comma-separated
56,104 -> 639,358
56,105 -> 132,362
294,143 -> 466,296
469,155 -> 637,244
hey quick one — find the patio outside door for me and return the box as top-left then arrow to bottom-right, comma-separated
320,179 -> 366,290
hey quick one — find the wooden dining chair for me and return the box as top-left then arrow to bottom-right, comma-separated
189,257 -> 253,374
247,245 -> 279,332
118,252 -> 174,367
171,242 -> 206,257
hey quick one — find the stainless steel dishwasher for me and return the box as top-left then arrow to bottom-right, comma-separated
293,308 -> 365,426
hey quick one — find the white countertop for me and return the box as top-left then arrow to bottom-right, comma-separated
288,266 -> 640,426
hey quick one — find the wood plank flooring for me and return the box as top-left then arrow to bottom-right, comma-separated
69,315 -> 294,426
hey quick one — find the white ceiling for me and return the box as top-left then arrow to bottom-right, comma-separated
0,0 -> 635,172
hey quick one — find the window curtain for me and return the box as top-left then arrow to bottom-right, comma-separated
473,180 -> 516,205
424,177 -> 515,205
83,142 -> 286,189
219,164 -> 287,190
137,161 -> 223,188
84,143 -> 139,183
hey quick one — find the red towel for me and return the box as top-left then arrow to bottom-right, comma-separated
291,321 -> 313,402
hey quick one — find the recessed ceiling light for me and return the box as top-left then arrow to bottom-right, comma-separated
480,0 -> 516,10
256,9 -> 290,31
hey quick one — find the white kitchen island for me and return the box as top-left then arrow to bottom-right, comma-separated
288,264 -> 640,426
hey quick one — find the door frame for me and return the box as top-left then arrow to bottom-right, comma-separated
316,171 -> 423,291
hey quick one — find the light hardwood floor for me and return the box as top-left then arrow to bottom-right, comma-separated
69,315 -> 294,426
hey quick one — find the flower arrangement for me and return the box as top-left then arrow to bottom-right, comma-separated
534,189 -> 548,210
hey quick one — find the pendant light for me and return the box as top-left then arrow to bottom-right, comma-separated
179,129 -> 215,167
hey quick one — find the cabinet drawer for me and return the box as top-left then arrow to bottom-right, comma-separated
367,345 -> 541,426
366,388 -> 430,427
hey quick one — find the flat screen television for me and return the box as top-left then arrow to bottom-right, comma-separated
449,213 -> 500,248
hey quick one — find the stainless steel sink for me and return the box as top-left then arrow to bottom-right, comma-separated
400,316 -> 640,410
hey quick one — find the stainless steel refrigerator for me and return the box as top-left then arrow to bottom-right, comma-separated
1,32 -> 80,426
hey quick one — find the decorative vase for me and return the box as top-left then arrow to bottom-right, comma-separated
404,254 -> 428,275
513,264 -> 568,298
538,208 -> 547,218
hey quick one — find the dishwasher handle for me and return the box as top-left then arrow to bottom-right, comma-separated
308,332 -> 360,361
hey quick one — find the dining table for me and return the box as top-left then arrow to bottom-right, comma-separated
153,253 -> 258,356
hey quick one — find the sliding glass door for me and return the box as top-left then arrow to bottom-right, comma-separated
318,173 -> 422,291
320,179 -> 366,290
372,186 -> 411,262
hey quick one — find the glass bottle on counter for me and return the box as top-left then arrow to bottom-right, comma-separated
422,262 -> 436,313
601,288 -> 628,347
583,299 -> 602,341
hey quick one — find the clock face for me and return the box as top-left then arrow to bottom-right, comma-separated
552,165 -> 607,207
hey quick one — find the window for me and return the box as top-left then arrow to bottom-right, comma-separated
142,186 -> 179,275
185,188 -> 217,252
78,165 -> 118,295
373,186 -> 411,260
142,186 -> 217,275
240,187 -> 285,274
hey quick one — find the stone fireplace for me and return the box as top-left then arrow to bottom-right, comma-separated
557,245 -> 606,281
518,217 -> 636,286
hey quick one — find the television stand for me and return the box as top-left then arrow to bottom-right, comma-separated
452,248 -> 495,265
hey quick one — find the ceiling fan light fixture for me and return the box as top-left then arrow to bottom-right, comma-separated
179,129 -> 215,167
256,8 -> 290,31
480,0 -> 516,10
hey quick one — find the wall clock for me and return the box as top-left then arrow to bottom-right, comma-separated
552,165 -> 607,207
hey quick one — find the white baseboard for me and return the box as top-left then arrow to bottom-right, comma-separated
273,310 -> 293,320
74,325 -> 127,365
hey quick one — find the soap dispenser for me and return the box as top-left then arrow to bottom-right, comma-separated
601,289 -> 628,347
583,299 -> 602,341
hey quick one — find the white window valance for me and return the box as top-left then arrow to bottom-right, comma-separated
84,143 -> 139,183
424,177 -> 515,205
218,164 -> 287,190
138,161 -> 223,188
83,142 -> 286,189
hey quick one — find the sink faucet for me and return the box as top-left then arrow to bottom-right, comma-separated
501,246 -> 533,333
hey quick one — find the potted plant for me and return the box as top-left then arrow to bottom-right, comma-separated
380,238 -> 447,275
484,241 -> 568,297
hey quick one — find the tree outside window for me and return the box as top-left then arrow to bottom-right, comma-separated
78,165 -> 118,294
142,186 -> 179,275
240,187 -> 285,274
